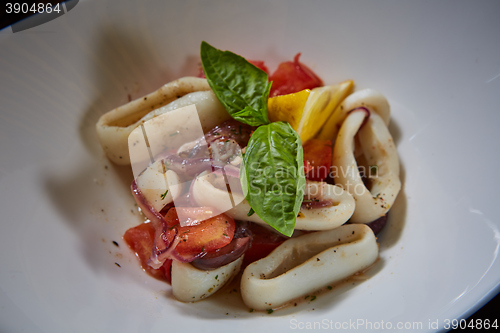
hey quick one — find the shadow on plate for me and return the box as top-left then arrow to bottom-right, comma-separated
389,116 -> 403,146
43,162 -> 132,275
42,24 -> 192,276
379,124 -> 407,252
78,24 -> 200,160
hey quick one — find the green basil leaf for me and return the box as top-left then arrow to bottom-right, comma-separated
241,122 -> 305,236
247,208 -> 255,217
200,41 -> 271,126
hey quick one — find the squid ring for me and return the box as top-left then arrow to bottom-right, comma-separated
171,256 -> 243,302
317,88 -> 391,142
134,159 -> 183,212
332,109 -> 401,223
96,77 -> 230,165
240,224 -> 378,310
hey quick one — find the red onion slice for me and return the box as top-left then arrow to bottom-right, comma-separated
213,164 -> 241,179
366,214 -> 388,235
348,213 -> 388,235
154,234 -> 181,265
347,106 -> 371,128
190,236 -> 252,270
168,248 -> 207,263
190,222 -> 253,270
131,180 -> 175,269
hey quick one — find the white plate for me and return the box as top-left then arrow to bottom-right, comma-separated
1,1 -> 499,332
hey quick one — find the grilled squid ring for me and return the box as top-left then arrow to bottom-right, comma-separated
96,77 -> 230,165
240,224 -> 378,310
191,174 -> 355,231
171,256 -> 243,302
333,109 -> 400,223
317,88 -> 391,142
134,159 -> 183,212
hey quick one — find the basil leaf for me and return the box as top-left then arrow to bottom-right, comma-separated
241,122 -> 305,236
200,41 -> 271,126
247,208 -> 255,217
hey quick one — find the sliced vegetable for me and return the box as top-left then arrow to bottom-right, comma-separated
131,181 -> 176,269
241,121 -> 305,237
191,236 -> 251,270
175,207 -> 222,227
168,245 -> 206,263
269,53 -> 323,97
365,213 -> 388,235
191,221 -> 253,270
165,207 -> 236,255
200,41 -> 271,126
123,222 -> 173,283
302,139 -> 332,182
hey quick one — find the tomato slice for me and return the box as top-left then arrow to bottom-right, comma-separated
303,139 -> 332,182
269,53 -> 323,97
175,213 -> 235,255
124,208 -> 235,280
163,206 -> 180,229
198,59 -> 269,78
123,222 -> 173,283
165,207 -> 235,256
304,160 -> 314,175
242,223 -> 288,268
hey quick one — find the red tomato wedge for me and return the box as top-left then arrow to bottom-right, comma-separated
165,207 -> 236,255
163,205 -> 180,229
303,139 -> 332,182
242,223 -> 287,268
198,59 -> 269,78
123,223 -> 173,283
269,53 -> 323,97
